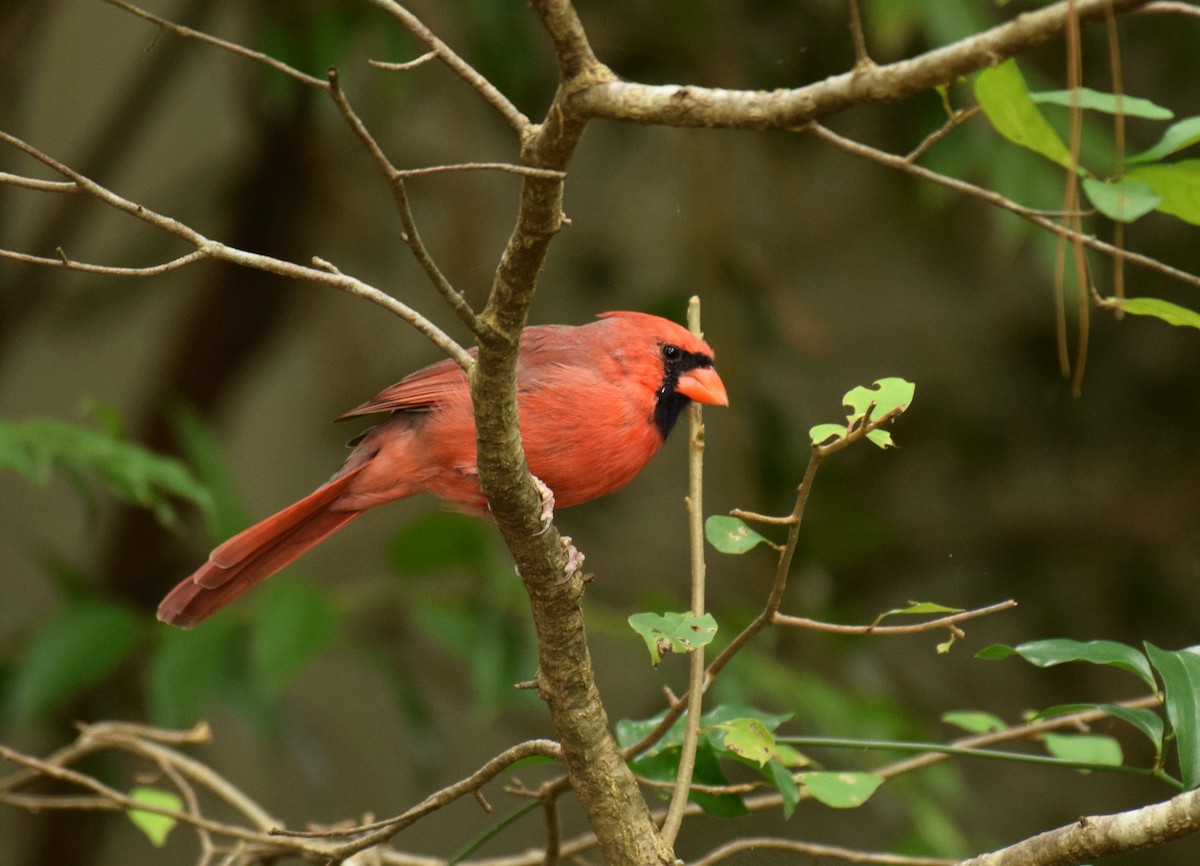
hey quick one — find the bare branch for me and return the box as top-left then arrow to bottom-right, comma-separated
105,0 -> 328,90
370,51 -> 438,72
805,122 -> 1200,291
693,837 -> 956,866
569,0 -> 1151,128
0,248 -> 204,276
960,786 -> 1200,866
364,0 -> 529,132
0,171 -> 78,193
775,600 -> 1018,635
325,68 -> 480,335
0,130 -> 473,369
397,163 -> 567,180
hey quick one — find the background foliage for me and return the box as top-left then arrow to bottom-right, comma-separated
1,0 -> 1198,864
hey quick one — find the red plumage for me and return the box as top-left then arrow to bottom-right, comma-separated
157,312 -> 728,628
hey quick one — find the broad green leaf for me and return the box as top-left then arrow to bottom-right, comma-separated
126,787 -> 181,847
942,710 -> 1006,734
977,639 -> 1156,690
1127,160 -> 1200,225
250,580 -> 339,699
628,612 -> 718,666
705,515 -> 770,555
843,378 -> 916,424
710,717 -> 777,766
390,512 -> 491,575
8,600 -> 146,723
1145,643 -> 1200,789
1042,732 -> 1124,767
1116,297 -> 1200,331
872,601 -> 963,627
0,419 -> 213,527
1031,88 -> 1174,120
975,60 -> 1075,171
627,736 -> 748,817
809,423 -> 847,446
1035,703 -> 1164,759
148,616 -> 241,728
1081,177 -> 1162,222
799,772 -> 884,808
1128,116 -> 1200,164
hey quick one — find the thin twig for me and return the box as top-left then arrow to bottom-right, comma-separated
105,0 -> 328,89
847,0 -> 874,71
804,122 -> 1200,290
325,69 -> 480,335
692,836 -> 956,866
397,163 -> 567,180
0,248 -> 204,276
660,297 -> 710,847
0,171 -> 78,192
364,0 -> 529,132
0,129 -> 473,368
774,599 -> 1018,635
370,51 -> 438,71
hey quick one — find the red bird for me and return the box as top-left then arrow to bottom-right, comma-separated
158,311 -> 728,628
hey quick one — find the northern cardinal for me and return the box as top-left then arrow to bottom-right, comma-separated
158,311 -> 728,628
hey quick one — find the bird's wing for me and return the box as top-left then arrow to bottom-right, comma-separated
337,357 -> 470,419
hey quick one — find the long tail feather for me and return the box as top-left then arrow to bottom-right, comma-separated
157,466 -> 366,629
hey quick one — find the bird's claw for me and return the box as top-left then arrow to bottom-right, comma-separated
560,535 -> 585,579
531,474 -> 555,536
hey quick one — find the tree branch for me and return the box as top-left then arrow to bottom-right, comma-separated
568,0 -> 1151,129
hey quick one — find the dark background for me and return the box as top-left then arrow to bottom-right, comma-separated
1,0 -> 1198,863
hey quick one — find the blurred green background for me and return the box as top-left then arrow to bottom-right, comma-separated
1,0 -> 1198,863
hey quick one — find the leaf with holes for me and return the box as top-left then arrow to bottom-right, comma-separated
628,612 -> 717,666
710,717 -> 777,767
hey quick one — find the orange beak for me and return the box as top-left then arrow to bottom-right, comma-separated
675,366 -> 729,407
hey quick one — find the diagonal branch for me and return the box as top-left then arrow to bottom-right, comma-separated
569,0 -> 1151,129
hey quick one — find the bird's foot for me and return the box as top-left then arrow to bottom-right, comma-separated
531,474 -> 555,536
560,535 -> 586,579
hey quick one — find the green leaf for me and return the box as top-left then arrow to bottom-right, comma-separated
628,612 -> 718,666
762,757 -> 801,818
1115,297 -> 1200,331
148,617 -> 241,728
1031,88 -> 1174,120
942,710 -> 1007,734
799,772 -> 884,808
1128,116 -> 1200,164
976,638 -> 1156,690
390,512 -> 491,575
705,515 -> 770,555
126,787 -> 181,847
872,601 -> 963,627
1126,160 -> 1200,225
710,717 -> 777,766
1035,703 -> 1164,759
1081,177 -> 1162,223
8,599 -> 146,723
0,419 -> 213,527
1042,732 -> 1124,767
250,580 -> 339,699
1145,643 -> 1200,789
843,378 -> 916,425
975,60 -> 1076,171
809,423 -> 847,446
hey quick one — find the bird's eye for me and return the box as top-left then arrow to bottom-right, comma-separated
661,344 -> 680,360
